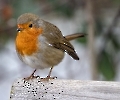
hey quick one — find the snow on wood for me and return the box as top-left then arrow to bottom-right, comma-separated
10,78 -> 120,100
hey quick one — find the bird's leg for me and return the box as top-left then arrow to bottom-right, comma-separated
40,66 -> 57,81
23,69 -> 39,81
47,66 -> 54,78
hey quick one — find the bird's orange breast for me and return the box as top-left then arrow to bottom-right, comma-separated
15,24 -> 43,56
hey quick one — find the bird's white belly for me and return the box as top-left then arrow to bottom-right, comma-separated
22,47 -> 64,69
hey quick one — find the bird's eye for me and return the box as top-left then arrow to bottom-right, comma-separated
29,24 -> 32,28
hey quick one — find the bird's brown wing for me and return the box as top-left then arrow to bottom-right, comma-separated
53,38 -> 79,60
42,21 -> 79,60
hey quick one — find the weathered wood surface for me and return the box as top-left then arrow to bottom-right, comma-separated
10,78 -> 120,100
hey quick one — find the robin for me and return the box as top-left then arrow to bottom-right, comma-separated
15,13 -> 86,80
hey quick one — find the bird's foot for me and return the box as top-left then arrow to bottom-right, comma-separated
23,69 -> 39,81
23,75 -> 40,82
40,75 -> 57,81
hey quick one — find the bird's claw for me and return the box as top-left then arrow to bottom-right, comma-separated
40,76 -> 57,81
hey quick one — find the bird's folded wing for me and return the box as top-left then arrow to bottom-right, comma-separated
53,39 -> 79,60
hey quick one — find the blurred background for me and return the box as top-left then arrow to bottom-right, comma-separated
0,0 -> 120,99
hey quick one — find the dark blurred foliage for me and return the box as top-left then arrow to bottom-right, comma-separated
97,9 -> 120,80
84,0 -> 120,80
45,0 -> 85,17
0,0 -> 120,80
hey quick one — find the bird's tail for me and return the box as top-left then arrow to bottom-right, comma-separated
65,33 -> 86,41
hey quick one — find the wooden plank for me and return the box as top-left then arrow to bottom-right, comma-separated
10,78 -> 120,100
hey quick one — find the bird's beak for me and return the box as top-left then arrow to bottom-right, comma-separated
16,28 -> 22,32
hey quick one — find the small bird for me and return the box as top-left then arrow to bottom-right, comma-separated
15,13 -> 85,80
